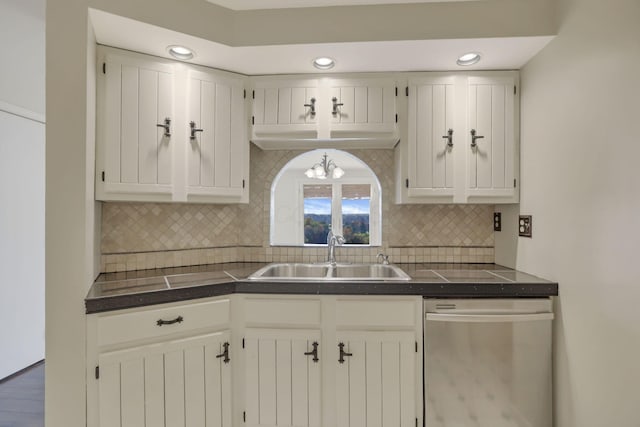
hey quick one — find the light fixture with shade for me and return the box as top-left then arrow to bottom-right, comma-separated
456,52 -> 481,66
167,45 -> 195,60
313,56 -> 335,70
304,153 -> 345,179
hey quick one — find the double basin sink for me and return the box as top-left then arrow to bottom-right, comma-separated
248,263 -> 410,281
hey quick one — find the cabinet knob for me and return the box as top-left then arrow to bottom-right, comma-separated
190,121 -> 204,140
470,129 -> 484,148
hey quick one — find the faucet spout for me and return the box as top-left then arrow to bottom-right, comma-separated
327,230 -> 345,266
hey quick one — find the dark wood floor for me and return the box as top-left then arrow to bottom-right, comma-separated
0,362 -> 44,427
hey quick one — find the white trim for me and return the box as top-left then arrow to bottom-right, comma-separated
0,100 -> 46,124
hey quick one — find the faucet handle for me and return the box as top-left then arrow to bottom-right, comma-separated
377,253 -> 390,265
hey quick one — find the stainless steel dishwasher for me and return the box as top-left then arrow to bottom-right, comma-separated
424,299 -> 553,427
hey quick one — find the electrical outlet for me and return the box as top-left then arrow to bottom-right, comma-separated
519,215 -> 532,237
493,212 -> 502,231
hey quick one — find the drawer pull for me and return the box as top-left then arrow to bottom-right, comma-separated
216,342 -> 230,363
304,341 -> 319,363
338,342 -> 352,364
156,316 -> 184,326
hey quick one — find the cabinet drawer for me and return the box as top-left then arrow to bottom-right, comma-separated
244,297 -> 321,326
97,298 -> 230,347
336,298 -> 417,328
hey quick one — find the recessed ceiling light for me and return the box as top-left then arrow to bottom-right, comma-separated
167,45 -> 195,60
313,57 -> 335,70
456,52 -> 481,66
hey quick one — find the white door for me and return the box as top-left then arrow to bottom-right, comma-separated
98,331 -> 232,427
244,329 -> 322,427
99,52 -> 174,199
329,78 -> 396,137
467,74 -> 518,202
187,70 -> 246,200
335,331 -> 417,427
252,79 -> 319,139
407,76 -> 457,200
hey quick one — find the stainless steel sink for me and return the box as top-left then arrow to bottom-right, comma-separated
247,263 -> 410,281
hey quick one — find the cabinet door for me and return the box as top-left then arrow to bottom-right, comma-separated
407,76 -> 457,200
467,74 -> 519,202
335,331 -> 416,427
252,79 -> 319,139
98,331 -> 232,427
187,70 -> 246,200
329,78 -> 396,137
244,329 -> 321,427
98,52 -> 174,200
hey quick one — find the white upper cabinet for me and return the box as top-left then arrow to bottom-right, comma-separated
252,78 -> 319,139
466,74 -> 518,202
399,71 -> 519,204
97,50 -> 175,201
250,76 -> 399,149
329,77 -> 397,138
407,75 -> 458,202
96,47 -> 249,203
187,69 -> 247,200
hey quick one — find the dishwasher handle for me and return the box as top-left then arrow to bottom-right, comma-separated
426,312 -> 554,323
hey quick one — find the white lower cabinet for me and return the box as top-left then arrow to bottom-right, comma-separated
335,331 -> 417,427
87,295 -> 422,427
98,331 -> 232,427
244,329 -> 322,427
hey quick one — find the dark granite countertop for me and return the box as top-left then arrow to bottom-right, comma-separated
86,262 -> 558,314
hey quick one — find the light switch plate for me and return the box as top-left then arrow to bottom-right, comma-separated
519,215 -> 532,237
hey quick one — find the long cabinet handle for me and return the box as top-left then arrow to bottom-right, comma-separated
442,128 -> 453,147
426,313 -> 554,323
304,341 -> 319,362
190,121 -> 204,140
156,117 -> 171,137
216,342 -> 230,363
303,98 -> 316,117
156,315 -> 183,326
338,342 -> 352,364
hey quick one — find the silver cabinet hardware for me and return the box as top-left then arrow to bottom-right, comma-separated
190,121 -> 203,140
470,129 -> 484,147
332,97 -> 344,116
303,97 -> 316,117
156,117 -> 171,137
443,128 -> 453,147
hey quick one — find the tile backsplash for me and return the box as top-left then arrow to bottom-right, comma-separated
101,146 -> 494,272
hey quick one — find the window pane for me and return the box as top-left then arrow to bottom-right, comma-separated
342,184 -> 370,245
303,184 -> 332,244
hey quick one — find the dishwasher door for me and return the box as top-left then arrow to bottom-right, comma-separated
424,299 -> 553,427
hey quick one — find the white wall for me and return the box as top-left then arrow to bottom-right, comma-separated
0,0 -> 45,380
0,0 -> 45,117
495,0 -> 640,425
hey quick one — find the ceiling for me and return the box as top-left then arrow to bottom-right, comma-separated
205,0 -> 476,11
90,8 -> 553,75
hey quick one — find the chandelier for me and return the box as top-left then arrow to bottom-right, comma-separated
304,153 -> 345,180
